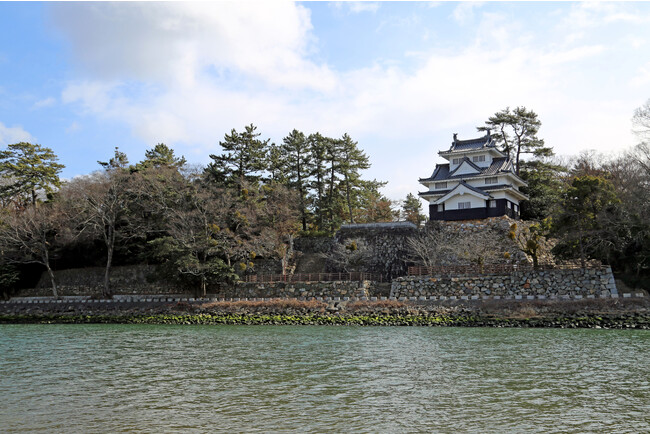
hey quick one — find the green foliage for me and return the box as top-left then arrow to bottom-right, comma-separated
206,124 -> 270,188
98,147 -> 129,170
278,129 -> 312,230
401,193 -> 426,226
509,219 -> 551,267
0,142 -> 65,207
519,160 -> 566,220
135,143 -> 186,171
552,175 -> 620,267
478,106 -> 553,174
148,235 -> 238,296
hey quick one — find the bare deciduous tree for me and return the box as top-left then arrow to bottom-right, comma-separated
0,200 -> 78,297
63,168 -> 140,297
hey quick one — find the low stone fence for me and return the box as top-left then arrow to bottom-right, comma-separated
227,280 -> 372,299
391,267 -> 619,299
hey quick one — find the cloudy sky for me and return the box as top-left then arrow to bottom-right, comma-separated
1,1 -> 649,200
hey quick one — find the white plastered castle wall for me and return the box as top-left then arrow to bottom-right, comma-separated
444,193 -> 486,209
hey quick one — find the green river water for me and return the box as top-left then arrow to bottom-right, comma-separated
1,325 -> 648,433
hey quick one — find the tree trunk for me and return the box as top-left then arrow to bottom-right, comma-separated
297,170 -> 307,231
344,173 -> 353,224
577,223 -> 586,268
103,227 -> 115,298
45,263 -> 58,298
201,275 -> 206,298
42,245 -> 58,298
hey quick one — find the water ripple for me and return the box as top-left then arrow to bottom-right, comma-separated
1,325 -> 648,433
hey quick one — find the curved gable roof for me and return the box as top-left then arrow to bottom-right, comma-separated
432,181 -> 492,205
442,133 -> 498,153
448,156 -> 483,176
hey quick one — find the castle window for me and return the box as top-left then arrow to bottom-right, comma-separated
472,155 -> 485,163
452,158 -> 461,165
458,201 -> 471,209
485,177 -> 498,184
489,200 -> 497,208
435,182 -> 447,189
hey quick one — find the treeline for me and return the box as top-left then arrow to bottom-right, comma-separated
0,127 -> 423,298
485,105 -> 650,289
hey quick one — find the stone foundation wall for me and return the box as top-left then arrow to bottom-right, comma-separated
391,267 -> 618,299
334,222 -> 418,279
228,280 -> 371,299
23,265 -> 183,297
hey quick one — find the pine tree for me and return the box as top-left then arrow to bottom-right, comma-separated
136,143 -> 186,170
0,142 -> 65,207
402,193 -> 426,226
338,134 -> 371,224
278,129 -> 313,231
206,124 -> 270,189
478,107 -> 553,175
307,133 -> 329,231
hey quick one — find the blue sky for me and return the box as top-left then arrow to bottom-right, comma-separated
1,1 -> 649,200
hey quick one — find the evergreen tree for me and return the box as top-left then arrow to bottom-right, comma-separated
266,143 -> 286,184
98,147 -> 129,170
519,160 -> 567,220
478,107 -> 553,174
307,133 -> 329,231
323,136 -> 342,232
206,124 -> 270,189
552,175 -> 620,267
402,193 -> 426,226
0,142 -> 65,207
136,143 -> 186,170
278,129 -> 312,231
356,186 -> 397,223
338,134 -> 371,224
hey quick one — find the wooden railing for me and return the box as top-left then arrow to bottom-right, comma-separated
408,263 -> 603,276
244,272 -> 382,283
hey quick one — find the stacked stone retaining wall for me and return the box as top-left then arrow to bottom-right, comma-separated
391,267 -> 618,299
229,280 -> 371,299
334,222 -> 418,279
24,265 -> 183,297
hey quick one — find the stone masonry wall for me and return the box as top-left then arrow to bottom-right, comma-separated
334,222 -> 418,279
391,267 -> 618,299
228,280 -> 371,299
23,265 -> 182,297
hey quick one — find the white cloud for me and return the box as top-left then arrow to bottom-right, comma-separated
630,62 -> 650,88
33,97 -> 56,109
333,2 -> 380,14
0,122 -> 34,145
562,2 -> 650,30
65,121 -> 81,134
452,2 -> 484,25
50,2 -> 646,200
50,2 -> 336,91
349,2 -> 380,14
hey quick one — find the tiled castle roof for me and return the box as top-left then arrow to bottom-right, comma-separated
419,157 -> 511,182
442,133 -> 497,153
